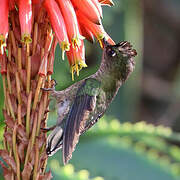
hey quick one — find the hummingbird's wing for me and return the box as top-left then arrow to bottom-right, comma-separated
81,111 -> 105,135
63,78 -> 101,165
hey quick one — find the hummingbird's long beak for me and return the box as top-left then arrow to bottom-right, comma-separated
103,38 -> 111,48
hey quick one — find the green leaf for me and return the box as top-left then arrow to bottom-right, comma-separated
70,137 -> 177,180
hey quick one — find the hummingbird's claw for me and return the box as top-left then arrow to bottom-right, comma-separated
41,125 -> 56,133
41,87 -> 55,91
41,79 -> 57,92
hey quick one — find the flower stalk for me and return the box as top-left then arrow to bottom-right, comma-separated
0,2 -> 54,179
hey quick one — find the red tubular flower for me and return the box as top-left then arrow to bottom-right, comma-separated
56,0 -> 84,49
77,10 -> 113,48
44,0 -> 70,59
99,0 -> 114,6
19,0 -> 33,44
80,26 -> 95,43
32,0 -> 40,4
104,32 -> 115,46
71,0 -> 101,25
66,40 -> 87,81
91,0 -> 103,18
0,0 -> 9,55
9,0 -> 16,11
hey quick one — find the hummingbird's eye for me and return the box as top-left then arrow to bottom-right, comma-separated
107,48 -> 116,57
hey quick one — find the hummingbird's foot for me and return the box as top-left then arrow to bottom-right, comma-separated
41,87 -> 55,91
41,79 -> 57,92
41,125 -> 56,133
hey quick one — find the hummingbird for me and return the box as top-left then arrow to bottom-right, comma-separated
43,40 -> 137,165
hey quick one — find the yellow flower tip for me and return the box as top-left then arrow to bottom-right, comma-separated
72,37 -> 81,49
70,60 -> 87,80
80,34 -> 85,40
21,33 -> 32,45
71,65 -> 78,79
75,63 -> 79,76
0,35 -> 7,55
60,41 -> 70,60
99,40 -> 104,49
79,60 -> 87,68
97,34 -> 105,48
72,35 -> 85,49
71,66 -> 74,81
62,50 -> 65,60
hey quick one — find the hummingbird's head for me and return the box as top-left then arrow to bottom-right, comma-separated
103,40 -> 137,81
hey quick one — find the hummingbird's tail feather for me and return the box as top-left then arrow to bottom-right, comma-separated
46,126 -> 63,156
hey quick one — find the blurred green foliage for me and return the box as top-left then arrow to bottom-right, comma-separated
46,117 -> 180,180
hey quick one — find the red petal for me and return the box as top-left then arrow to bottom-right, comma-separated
32,0 -> 41,4
66,40 -> 87,80
77,10 -> 106,47
71,0 -> 101,24
9,0 -> 16,11
80,25 -> 95,43
0,0 -> 9,36
91,0 -> 103,18
44,0 -> 70,58
19,0 -> 33,44
0,0 -> 9,54
56,0 -> 83,48
99,0 -> 114,6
